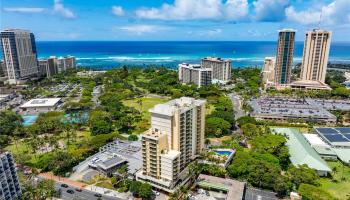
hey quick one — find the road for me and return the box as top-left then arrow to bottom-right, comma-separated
55,182 -> 122,200
228,92 -> 246,120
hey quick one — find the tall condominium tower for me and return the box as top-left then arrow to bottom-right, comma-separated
300,29 -> 332,83
261,57 -> 276,89
178,63 -> 212,87
0,151 -> 22,200
0,29 -> 38,84
274,29 -> 295,84
136,97 -> 206,192
201,57 -> 231,83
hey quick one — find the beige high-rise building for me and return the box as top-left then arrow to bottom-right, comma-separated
136,97 -> 206,192
275,29 -> 296,85
262,57 -> 275,88
201,57 -> 231,83
300,29 -> 332,83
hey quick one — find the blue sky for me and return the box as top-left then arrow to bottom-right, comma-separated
1,0 -> 350,41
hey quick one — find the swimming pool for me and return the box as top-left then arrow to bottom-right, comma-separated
22,115 -> 39,126
215,150 -> 233,156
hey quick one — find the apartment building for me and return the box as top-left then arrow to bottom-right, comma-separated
261,57 -> 275,89
0,29 -> 38,84
201,57 -> 231,83
274,29 -> 295,85
0,152 -> 22,200
137,97 -> 206,192
38,56 -> 76,78
178,63 -> 212,87
300,29 -> 332,83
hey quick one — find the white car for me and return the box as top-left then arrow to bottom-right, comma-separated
153,190 -> 160,196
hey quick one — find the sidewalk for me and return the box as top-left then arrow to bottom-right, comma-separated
39,172 -> 87,188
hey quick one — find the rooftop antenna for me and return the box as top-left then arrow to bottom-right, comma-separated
317,9 -> 323,29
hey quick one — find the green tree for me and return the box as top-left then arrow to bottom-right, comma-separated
128,134 -> 138,141
205,117 -> 231,137
287,165 -> 319,189
298,183 -> 335,200
0,110 -> 23,136
139,183 -> 153,199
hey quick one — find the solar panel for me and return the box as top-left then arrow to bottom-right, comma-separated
323,134 -> 348,142
316,128 -> 338,135
344,134 -> 350,140
336,127 -> 350,134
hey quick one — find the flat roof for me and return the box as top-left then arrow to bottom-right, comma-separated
303,134 -> 329,147
150,97 -> 205,116
272,128 -> 331,172
161,150 -> 180,160
249,97 -> 336,121
20,98 -> 61,108
315,127 -> 350,147
197,174 -> 245,200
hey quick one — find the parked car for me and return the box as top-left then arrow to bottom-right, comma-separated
67,189 -> 74,194
94,193 -> 102,198
61,184 -> 69,188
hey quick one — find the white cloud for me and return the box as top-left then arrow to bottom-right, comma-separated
119,25 -> 167,35
3,7 -> 45,13
285,0 -> 350,25
135,0 -> 248,21
253,0 -> 290,21
112,6 -> 124,16
54,0 -> 75,19
225,0 -> 249,21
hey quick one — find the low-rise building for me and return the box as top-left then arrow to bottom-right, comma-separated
19,98 -> 62,114
272,128 -> 331,176
249,97 -> 336,124
195,174 -> 245,200
178,63 -> 212,87
0,151 -> 22,200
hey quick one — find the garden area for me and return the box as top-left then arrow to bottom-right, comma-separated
318,161 -> 350,200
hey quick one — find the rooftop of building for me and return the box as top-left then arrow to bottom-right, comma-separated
314,127 -> 350,147
290,80 -> 332,90
303,134 -> 329,147
20,98 -> 61,108
197,174 -> 246,200
178,63 -> 212,71
202,57 -> 231,62
142,129 -> 166,140
1,29 -> 31,33
89,152 -> 126,170
161,150 -> 181,160
150,97 -> 205,116
99,139 -> 142,175
272,128 -> 331,172
249,97 -> 336,120
278,28 -> 296,32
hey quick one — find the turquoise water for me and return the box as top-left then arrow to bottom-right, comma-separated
21,112 -> 88,126
215,150 -> 232,156
22,115 -> 39,126
29,41 -> 350,68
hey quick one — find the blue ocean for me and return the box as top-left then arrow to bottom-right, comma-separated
34,41 -> 350,69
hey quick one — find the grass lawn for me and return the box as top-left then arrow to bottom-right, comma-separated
123,97 -> 168,134
318,161 -> 350,200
